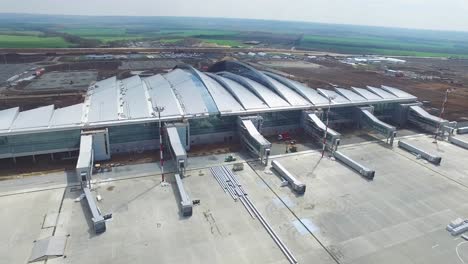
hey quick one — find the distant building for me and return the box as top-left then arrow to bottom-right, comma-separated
243,41 -> 261,45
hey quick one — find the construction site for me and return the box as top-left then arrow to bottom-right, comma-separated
1,57 -> 468,264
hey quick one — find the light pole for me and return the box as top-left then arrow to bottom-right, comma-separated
433,88 -> 450,143
322,94 -> 336,158
153,106 -> 165,182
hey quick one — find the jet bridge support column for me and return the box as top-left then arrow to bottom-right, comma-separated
238,116 -> 271,165
302,111 -> 341,152
357,106 -> 396,145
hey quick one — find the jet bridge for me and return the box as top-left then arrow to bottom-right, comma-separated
302,111 -> 341,151
457,127 -> 468,134
165,125 -> 187,176
174,173 -> 193,216
238,116 -> 271,165
333,151 -> 375,180
165,125 -> 193,216
76,135 -> 93,186
83,187 -> 107,234
448,134 -> 468,150
271,160 -> 306,194
398,140 -> 442,165
395,103 -> 456,135
358,107 -> 396,145
75,134 -> 110,234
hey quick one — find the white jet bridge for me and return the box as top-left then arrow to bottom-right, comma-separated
302,111 -> 341,151
165,125 -> 187,176
238,116 -> 271,165
75,134 -> 110,234
165,125 -> 192,216
396,103 -> 456,135
358,107 -> 396,145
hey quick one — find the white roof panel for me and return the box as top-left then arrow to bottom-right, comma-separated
263,75 -> 309,106
215,75 -> 267,110
144,74 -> 183,118
200,73 -> 244,113
164,69 -> 218,116
262,72 -> 329,105
121,76 -> 151,119
87,77 -> 118,123
0,107 -> 19,130
335,87 -> 367,102
239,76 -> 290,108
351,87 -> 382,100
317,89 -> 350,104
50,104 -> 83,127
381,85 -> 415,99
11,105 -> 54,130
367,86 -> 397,99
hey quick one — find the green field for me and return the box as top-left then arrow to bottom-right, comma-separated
58,27 -> 145,42
2,14 -> 468,58
57,28 -> 240,43
155,29 -> 239,37
159,38 -> 183,43
299,35 -> 468,58
200,39 -> 243,47
0,34 -> 71,48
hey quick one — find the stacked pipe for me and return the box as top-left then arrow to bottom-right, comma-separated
210,166 -> 298,264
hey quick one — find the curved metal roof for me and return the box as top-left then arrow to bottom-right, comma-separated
143,74 -> 184,118
218,72 -> 290,108
317,89 -> 350,104
200,73 -> 244,113
381,85 -> 416,99
0,60 -> 419,136
367,86 -> 397,99
263,72 -> 329,105
263,75 -> 310,106
335,87 -> 366,102
351,87 -> 382,100
0,107 -> 19,131
208,74 -> 267,110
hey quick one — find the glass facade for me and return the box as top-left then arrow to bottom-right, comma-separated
261,111 -> 302,128
0,129 -> 81,156
189,116 -> 237,135
373,103 -> 397,116
108,123 -> 159,144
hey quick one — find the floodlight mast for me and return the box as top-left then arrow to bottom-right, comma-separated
322,94 -> 336,158
434,88 -> 450,142
154,106 -> 166,182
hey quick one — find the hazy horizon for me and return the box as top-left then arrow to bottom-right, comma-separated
1,0 -> 467,32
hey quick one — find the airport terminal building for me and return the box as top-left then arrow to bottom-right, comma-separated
0,60 -> 454,164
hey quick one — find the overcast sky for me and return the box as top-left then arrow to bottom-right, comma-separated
2,0 -> 468,32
